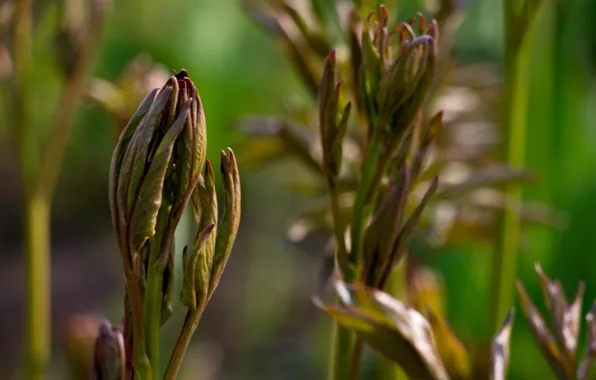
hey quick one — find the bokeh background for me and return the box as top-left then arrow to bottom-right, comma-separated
2,0 -> 596,379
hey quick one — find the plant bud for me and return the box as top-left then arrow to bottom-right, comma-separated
377,34 -> 436,130
109,69 -> 206,271
93,320 -> 125,380
318,50 -> 351,188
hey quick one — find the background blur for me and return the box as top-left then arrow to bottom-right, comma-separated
2,0 -> 596,379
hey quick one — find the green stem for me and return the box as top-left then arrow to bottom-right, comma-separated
12,1 -> 49,379
164,308 -> 203,380
327,139 -> 383,380
328,322 -> 354,380
330,190 -> 347,258
24,195 -> 50,380
347,338 -> 364,380
489,0 -> 530,334
349,141 -> 382,280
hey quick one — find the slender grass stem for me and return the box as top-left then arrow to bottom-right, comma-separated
489,0 -> 531,333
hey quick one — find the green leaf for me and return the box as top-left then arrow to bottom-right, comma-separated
128,99 -> 191,253
490,309 -> 515,380
315,280 -> 449,380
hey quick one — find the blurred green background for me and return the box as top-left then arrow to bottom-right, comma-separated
2,0 -> 596,379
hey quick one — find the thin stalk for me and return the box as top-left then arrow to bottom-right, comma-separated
144,218 -> 169,378
347,338 -> 364,380
329,190 -> 347,257
328,140 -> 381,380
11,3 -> 108,379
144,264 -> 163,377
328,135 -> 386,380
163,308 -> 203,380
24,196 -> 50,380
327,183 -> 353,380
489,0 -> 530,333
36,0 -> 107,201
349,140 -> 382,279
328,322 -> 354,380
12,1 -> 49,379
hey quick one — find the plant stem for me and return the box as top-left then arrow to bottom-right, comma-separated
144,264 -> 164,378
328,322 -> 354,380
489,0 -> 530,333
37,0 -> 107,201
347,338 -> 364,380
124,266 -> 151,380
329,190 -> 347,257
24,195 -> 50,380
349,141 -> 382,279
329,139 -> 382,380
164,308 -> 203,380
12,1 -> 49,379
